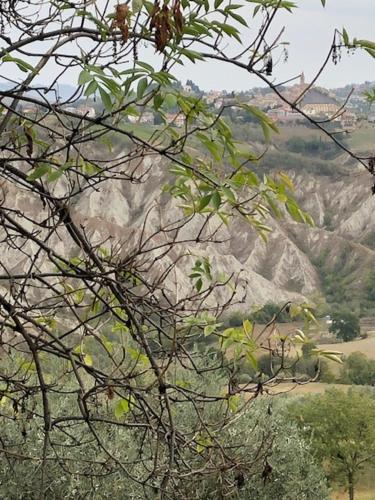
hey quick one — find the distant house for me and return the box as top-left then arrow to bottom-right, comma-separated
139,111 -> 154,124
204,91 -> 222,105
280,75 -> 357,127
214,98 -> 224,110
165,113 -> 185,127
325,315 -> 332,325
340,110 -> 357,129
268,107 -> 304,123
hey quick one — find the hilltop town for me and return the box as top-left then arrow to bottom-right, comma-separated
9,76 -> 374,130
183,74 -> 370,130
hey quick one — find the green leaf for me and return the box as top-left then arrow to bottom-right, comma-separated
241,104 -> 279,141
78,70 -> 92,85
312,349 -> 343,364
164,93 -> 177,109
342,27 -> 349,46
115,398 -> 130,419
73,289 -> 85,305
204,324 -> 216,336
27,163 -> 51,181
83,353 -> 93,366
243,319 -> 253,337
132,0 -> 143,13
153,94 -> 164,110
285,200 -> 304,223
47,169 -> 64,182
197,194 -> 212,212
84,79 -> 98,97
211,190 -> 221,210
137,61 -> 154,72
227,11 -> 248,27
246,351 -> 258,370
293,329 -> 308,343
179,48 -> 205,63
278,171 -> 295,191
137,77 -> 148,99
228,394 -> 240,413
354,39 -> 375,51
99,86 -> 112,110
3,54 -> 35,73
222,186 -> 236,203
289,304 -> 302,318
98,75 -> 121,96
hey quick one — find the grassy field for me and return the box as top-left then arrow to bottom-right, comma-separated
252,317 -> 375,358
331,466 -> 375,500
276,122 -> 375,152
332,491 -> 375,500
276,125 -> 327,142
320,334 -> 375,360
268,382 -> 354,395
347,123 -> 375,152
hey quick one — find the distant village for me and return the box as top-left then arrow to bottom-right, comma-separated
16,75 -> 375,130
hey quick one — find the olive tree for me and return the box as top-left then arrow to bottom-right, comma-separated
289,388 -> 375,500
329,309 -> 360,342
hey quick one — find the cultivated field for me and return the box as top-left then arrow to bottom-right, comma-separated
347,123 -> 375,152
320,334 -> 375,360
268,382 -> 354,396
253,317 -> 375,359
332,491 -> 375,500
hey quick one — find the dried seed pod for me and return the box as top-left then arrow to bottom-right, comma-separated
107,385 -> 115,400
265,55 -> 273,76
172,0 -> 184,38
113,3 -> 130,44
150,0 -> 160,30
150,1 -> 172,52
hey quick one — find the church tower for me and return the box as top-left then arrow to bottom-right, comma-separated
300,72 -> 306,86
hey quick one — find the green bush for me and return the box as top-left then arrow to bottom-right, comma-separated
340,352 -> 375,386
329,308 -> 361,342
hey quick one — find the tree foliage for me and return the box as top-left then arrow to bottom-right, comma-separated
289,389 -> 375,500
0,386 -> 328,499
329,309 -> 361,342
340,352 -> 375,386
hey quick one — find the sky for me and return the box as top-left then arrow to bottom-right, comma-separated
1,0 -> 374,93
173,0 -> 375,91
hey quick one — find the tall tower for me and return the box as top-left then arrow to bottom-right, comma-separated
300,72 -> 305,86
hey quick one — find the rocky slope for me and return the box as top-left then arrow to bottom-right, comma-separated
2,138 -> 375,315
66,156 -> 375,311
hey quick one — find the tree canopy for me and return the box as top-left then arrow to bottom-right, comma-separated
329,309 -> 361,342
289,389 -> 375,500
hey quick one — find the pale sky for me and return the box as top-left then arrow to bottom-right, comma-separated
174,0 -> 375,91
1,0 -> 374,92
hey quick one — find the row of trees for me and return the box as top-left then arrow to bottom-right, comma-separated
1,380 -> 374,500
